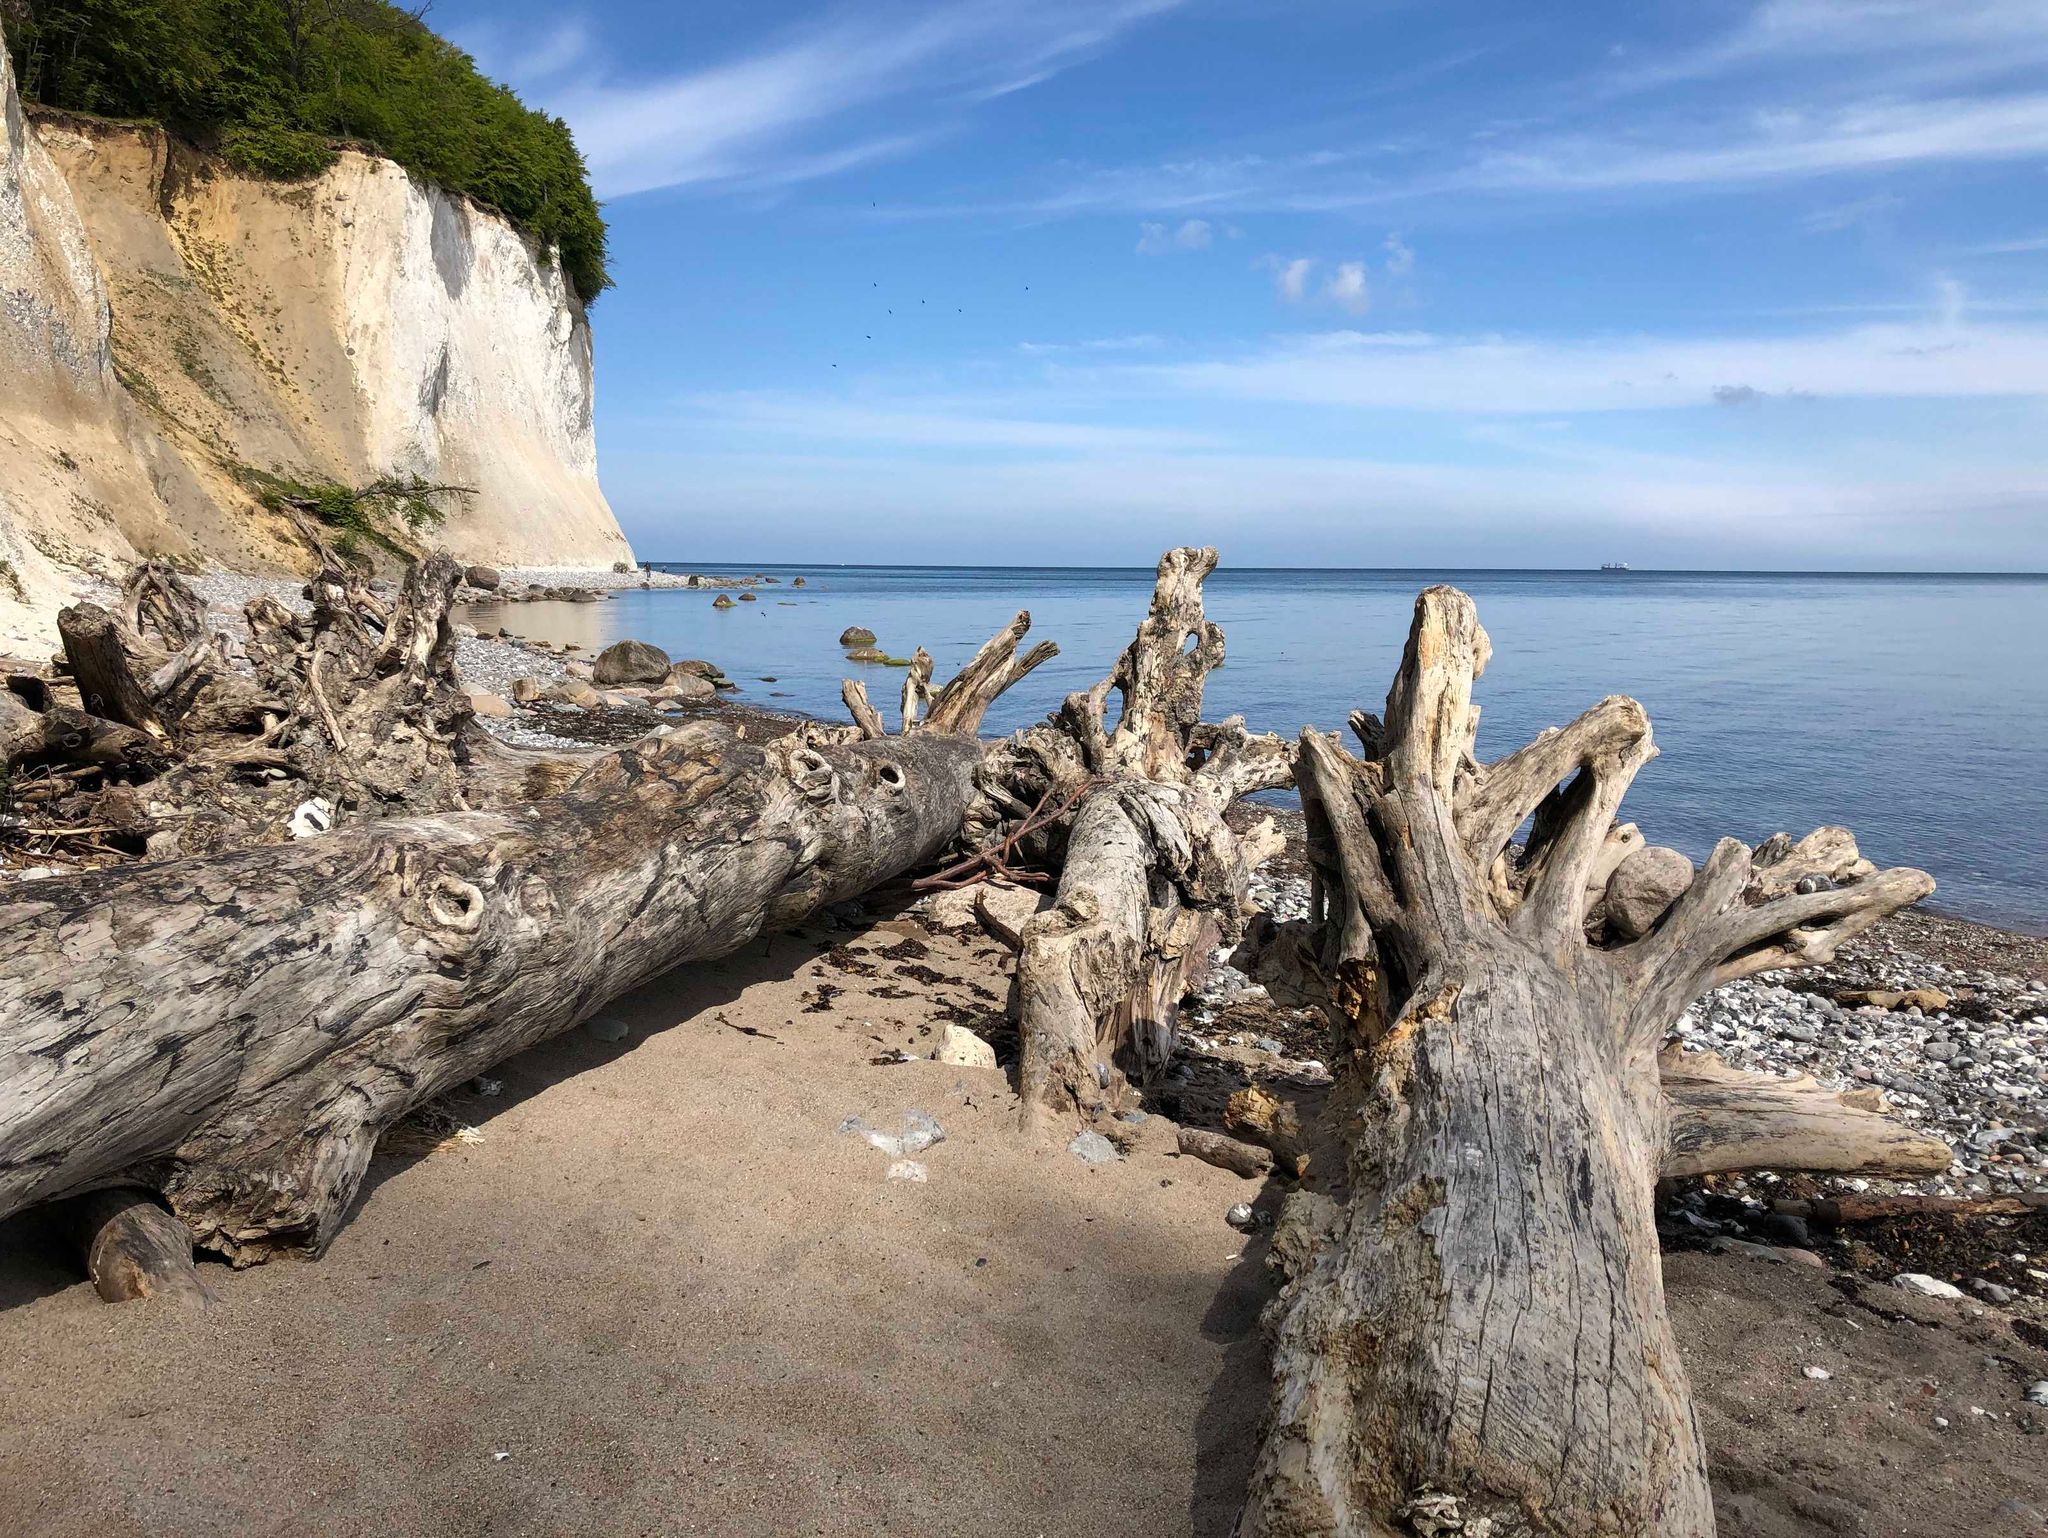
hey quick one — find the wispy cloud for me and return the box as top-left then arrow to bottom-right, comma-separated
1135,218 -> 1213,255
1450,94 -> 2048,194
1130,314 -> 2048,415
675,391 -> 1212,452
1963,232 -> 2048,255
1017,334 -> 1167,355
531,0 -> 1183,198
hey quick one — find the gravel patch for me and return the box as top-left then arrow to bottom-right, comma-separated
1184,807 -> 2048,1197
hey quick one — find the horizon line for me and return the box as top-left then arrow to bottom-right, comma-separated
638,560 -> 2048,578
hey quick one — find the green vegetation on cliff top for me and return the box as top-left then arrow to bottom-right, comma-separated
4,0 -> 610,303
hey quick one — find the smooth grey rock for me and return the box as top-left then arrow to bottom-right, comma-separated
1068,1130 -> 1118,1164
1605,845 -> 1696,940
839,626 -> 877,647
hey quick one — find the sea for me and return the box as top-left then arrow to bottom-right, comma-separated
463,566 -> 2048,935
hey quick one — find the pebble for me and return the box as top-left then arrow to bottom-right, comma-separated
2027,1382 -> 2048,1407
1801,1366 -> 1833,1381
1225,1202 -> 1257,1230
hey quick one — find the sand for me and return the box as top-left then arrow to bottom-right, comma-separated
1,903 -> 2044,1537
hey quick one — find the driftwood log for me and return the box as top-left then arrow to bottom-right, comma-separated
0,612 -> 1054,1272
987,549 -> 1292,1122
1237,586 -> 1943,1538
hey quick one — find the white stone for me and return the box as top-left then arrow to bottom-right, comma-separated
1891,1272 -> 1966,1300
932,1025 -> 997,1070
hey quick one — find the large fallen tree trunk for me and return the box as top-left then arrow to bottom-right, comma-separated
1237,586 -> 1941,1538
0,614 -> 1053,1268
981,549 -> 1292,1123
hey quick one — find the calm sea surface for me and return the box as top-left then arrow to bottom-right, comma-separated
465,566 -> 2048,934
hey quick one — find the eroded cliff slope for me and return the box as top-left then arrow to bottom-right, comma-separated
1,23 -> 631,652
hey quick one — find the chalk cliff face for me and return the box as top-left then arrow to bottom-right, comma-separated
0,22 -> 631,652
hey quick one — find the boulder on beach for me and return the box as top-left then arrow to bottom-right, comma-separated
658,674 -> 717,705
845,645 -> 887,663
511,677 -> 542,703
593,639 -> 670,686
468,692 -> 512,719
839,626 -> 876,647
464,565 -> 501,591
668,659 -> 722,681
738,592 -> 757,602
713,594 -> 736,609
1605,845 -> 1695,939
792,577 -> 807,587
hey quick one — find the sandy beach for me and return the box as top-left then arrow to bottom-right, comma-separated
2,883 -> 2045,1537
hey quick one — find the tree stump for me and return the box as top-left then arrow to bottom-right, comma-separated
1001,549 -> 1292,1122
1237,585 -> 1939,1538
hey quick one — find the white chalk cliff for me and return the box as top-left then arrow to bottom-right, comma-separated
0,19 -> 631,653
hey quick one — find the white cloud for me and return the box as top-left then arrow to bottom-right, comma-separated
1324,262 -> 1371,314
1136,218 -> 1214,255
1269,256 -> 1316,303
539,0 -> 1185,198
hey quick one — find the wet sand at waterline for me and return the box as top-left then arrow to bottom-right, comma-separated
1,908 -> 2044,1537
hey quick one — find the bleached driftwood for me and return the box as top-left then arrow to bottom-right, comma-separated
995,549 -> 1292,1122
1237,585 -> 1940,1538
0,614 -> 1053,1270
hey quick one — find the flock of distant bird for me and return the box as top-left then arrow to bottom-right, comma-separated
831,281 -> 1029,367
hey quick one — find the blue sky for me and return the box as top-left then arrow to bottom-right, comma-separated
443,0 -> 2048,568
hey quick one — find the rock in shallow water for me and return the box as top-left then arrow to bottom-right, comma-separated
592,638 -> 670,686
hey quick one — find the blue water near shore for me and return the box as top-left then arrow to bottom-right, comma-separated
482,565 -> 2048,933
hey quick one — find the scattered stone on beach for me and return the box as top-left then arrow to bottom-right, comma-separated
1605,845 -> 1696,940
564,660 -> 593,679
1068,1130 -> 1118,1165
657,674 -> 716,705
932,1025 -> 998,1070
511,677 -> 542,704
467,691 -> 512,719
792,576 -> 806,587
464,565 -> 500,590
1892,1272 -> 1965,1300
592,638 -> 670,686
845,646 -> 887,663
668,659 -> 723,681
584,1014 -> 630,1044
839,626 -> 877,647
1226,1202 -> 1258,1231
974,882 -> 1049,950
713,595 -> 735,609
738,592 -> 757,602
547,679 -> 602,708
